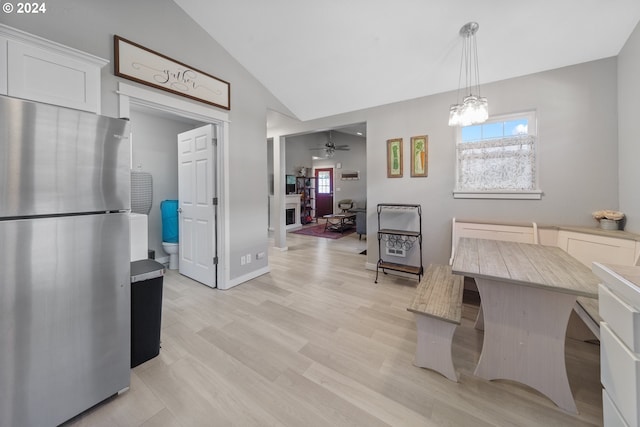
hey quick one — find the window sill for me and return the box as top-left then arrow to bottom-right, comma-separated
453,190 -> 543,200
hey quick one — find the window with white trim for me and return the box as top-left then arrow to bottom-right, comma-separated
454,111 -> 541,199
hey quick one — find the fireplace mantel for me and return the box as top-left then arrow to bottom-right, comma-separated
268,194 -> 302,231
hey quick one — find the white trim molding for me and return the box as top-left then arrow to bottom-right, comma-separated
224,266 -> 271,289
117,82 -> 233,289
0,24 -> 108,67
116,82 -> 230,124
453,190 -> 543,200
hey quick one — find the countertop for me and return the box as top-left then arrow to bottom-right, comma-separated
592,263 -> 640,307
454,218 -> 640,242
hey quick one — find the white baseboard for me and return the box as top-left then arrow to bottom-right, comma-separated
219,266 -> 270,290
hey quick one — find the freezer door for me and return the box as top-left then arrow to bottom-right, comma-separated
0,95 -> 130,217
0,213 -> 130,427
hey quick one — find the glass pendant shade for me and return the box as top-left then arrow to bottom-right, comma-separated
448,22 -> 488,127
448,95 -> 488,127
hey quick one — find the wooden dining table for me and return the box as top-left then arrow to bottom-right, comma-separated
451,238 -> 600,414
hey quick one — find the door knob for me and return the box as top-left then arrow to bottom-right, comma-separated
178,208 -> 183,213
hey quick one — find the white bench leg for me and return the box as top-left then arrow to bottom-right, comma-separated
413,314 -> 458,382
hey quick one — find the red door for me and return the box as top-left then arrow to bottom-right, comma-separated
315,168 -> 333,218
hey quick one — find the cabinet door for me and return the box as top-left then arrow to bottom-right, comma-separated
601,322 -> 640,427
600,284 -> 640,353
7,39 -> 101,112
558,231 -> 637,267
603,390 -> 630,427
0,37 -> 7,95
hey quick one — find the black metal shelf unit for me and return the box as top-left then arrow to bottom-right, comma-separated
375,203 -> 423,283
296,176 -> 316,224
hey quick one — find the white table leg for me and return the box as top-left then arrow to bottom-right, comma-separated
474,305 -> 484,331
474,278 -> 578,414
414,314 -> 458,382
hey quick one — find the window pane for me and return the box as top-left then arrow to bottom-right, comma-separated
317,171 -> 330,194
481,122 -> 503,139
504,119 -> 528,136
461,125 -> 482,142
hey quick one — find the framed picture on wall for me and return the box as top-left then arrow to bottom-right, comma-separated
114,35 -> 231,110
410,135 -> 428,177
387,138 -> 403,178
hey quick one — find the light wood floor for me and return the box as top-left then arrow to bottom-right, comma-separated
65,231 -> 603,426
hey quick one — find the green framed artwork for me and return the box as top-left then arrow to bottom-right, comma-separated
387,138 -> 403,178
410,135 -> 428,177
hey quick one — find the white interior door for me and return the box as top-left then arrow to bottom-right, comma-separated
178,124 -> 217,288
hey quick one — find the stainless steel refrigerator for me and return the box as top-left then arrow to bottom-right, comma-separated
0,95 -> 131,426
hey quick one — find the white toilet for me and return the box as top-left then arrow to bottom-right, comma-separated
161,199 -> 180,270
162,242 -> 179,270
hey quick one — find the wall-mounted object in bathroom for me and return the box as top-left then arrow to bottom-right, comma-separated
131,171 -> 153,214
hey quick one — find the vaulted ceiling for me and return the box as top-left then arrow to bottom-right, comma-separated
174,0 -> 640,121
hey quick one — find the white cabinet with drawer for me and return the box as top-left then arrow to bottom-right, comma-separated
594,263 -> 640,427
601,323 -> 640,426
600,284 -> 640,352
603,389 -> 630,427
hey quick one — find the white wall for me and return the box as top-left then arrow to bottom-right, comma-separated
3,0 -> 292,284
618,21 -> 640,234
270,57 -> 619,267
285,133 -> 323,176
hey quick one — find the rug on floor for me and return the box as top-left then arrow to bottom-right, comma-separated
291,224 -> 356,239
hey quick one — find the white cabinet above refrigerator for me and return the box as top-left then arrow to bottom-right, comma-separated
0,23 -> 107,113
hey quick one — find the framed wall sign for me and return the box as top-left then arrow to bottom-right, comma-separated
387,138 -> 403,178
410,135 -> 428,177
114,35 -> 230,110
340,171 -> 360,180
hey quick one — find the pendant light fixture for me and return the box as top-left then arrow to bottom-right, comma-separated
448,22 -> 488,127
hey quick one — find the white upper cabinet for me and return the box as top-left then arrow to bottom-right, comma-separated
0,24 -> 107,113
0,34 -> 6,96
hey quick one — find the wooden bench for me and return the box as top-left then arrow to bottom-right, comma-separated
407,264 -> 464,382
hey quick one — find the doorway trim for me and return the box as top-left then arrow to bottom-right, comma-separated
314,167 -> 334,218
117,82 -> 231,289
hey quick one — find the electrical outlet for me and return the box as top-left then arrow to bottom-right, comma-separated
246,253 -> 252,264
257,251 -> 265,260
240,255 -> 246,265
386,247 -> 406,257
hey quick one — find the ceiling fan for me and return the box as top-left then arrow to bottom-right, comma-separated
310,131 -> 350,158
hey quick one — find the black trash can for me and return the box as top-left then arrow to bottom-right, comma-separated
130,259 -> 165,368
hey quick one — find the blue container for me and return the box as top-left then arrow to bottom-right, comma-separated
160,200 -> 179,243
